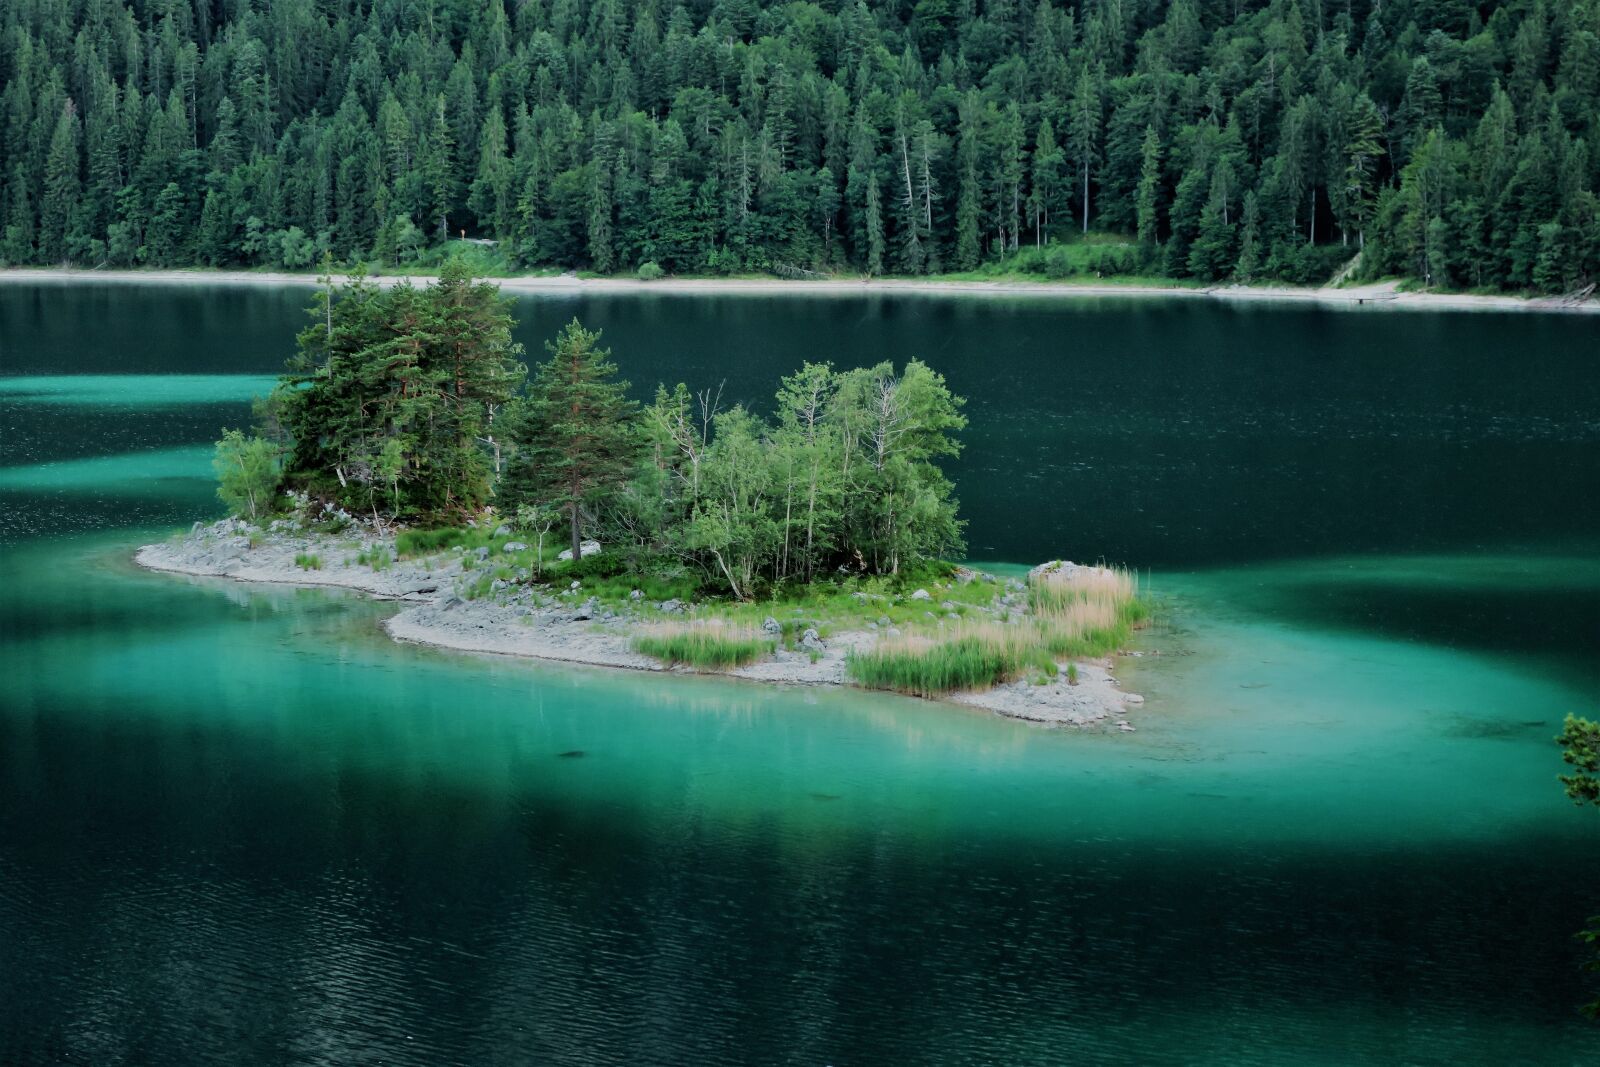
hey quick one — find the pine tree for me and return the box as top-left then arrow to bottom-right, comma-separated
864,175 -> 885,276
40,101 -> 81,263
503,320 -> 640,560
955,93 -> 983,270
1029,117 -> 1063,245
1068,68 -> 1101,233
1135,124 -> 1163,251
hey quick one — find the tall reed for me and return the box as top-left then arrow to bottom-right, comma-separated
846,564 -> 1150,697
633,621 -> 775,669
846,622 -> 1057,698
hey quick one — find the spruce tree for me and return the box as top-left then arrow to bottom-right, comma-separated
503,320 -> 640,561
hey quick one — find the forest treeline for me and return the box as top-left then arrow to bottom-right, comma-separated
4,1 -> 1599,292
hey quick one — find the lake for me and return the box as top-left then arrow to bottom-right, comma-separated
2,282 -> 1597,1064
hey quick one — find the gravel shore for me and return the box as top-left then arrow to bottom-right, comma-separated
137,520 -> 1144,729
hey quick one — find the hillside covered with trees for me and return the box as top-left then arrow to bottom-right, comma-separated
3,0 -> 1598,292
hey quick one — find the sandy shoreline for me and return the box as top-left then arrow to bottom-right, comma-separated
5,265 -> 1594,314
135,521 -> 1142,729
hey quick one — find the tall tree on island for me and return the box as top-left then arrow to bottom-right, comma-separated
502,320 -> 639,562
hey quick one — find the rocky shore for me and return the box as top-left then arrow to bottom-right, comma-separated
137,519 -> 1144,729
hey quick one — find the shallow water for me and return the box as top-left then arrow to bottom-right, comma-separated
1,285 -> 1597,1063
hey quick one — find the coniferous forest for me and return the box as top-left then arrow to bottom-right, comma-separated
3,0 -> 1599,292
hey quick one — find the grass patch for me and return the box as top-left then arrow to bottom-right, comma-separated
846,564 -> 1149,697
357,545 -> 392,571
633,622 -> 775,669
847,623 -> 1059,698
293,552 -> 322,571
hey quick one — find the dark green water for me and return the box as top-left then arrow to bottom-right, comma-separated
2,283 -> 1597,1064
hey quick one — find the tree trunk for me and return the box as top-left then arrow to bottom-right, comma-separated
1082,164 -> 1089,234
569,499 -> 581,563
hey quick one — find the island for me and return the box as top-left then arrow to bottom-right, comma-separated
138,264 -> 1151,728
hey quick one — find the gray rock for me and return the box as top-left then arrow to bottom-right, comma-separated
628,589 -> 644,601
572,597 -> 598,621
799,627 -> 825,652
502,541 -> 528,553
475,546 -> 491,561
659,598 -> 684,614
761,616 -> 782,635
493,525 -> 511,537
556,539 -> 602,562
910,588 -> 931,601
569,580 -> 582,590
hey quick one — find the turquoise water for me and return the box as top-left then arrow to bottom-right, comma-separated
2,286 -> 1597,1063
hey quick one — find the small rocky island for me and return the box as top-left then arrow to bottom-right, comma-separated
140,517 -> 1146,728
152,266 -> 1151,727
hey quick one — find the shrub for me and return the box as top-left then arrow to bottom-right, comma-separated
555,550 -> 630,581
636,260 -> 665,280
633,622 -> 774,669
396,527 -> 471,556
213,429 -> 280,521
293,553 -> 322,571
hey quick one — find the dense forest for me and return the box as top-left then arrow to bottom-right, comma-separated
3,1 -> 1598,292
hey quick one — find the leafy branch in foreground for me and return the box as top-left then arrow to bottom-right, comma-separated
1556,714 -> 1600,1020
1558,715 -> 1600,807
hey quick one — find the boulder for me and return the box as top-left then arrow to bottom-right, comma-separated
799,627 -> 825,652
572,597 -> 599,621
761,616 -> 782,636
502,541 -> 528,553
1028,559 -> 1084,584
910,588 -> 931,601
556,540 -> 603,562
474,546 -> 491,561
492,524 -> 511,537
659,598 -> 684,614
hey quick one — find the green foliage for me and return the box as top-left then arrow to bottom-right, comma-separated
394,525 -> 510,559
268,260 -> 525,520
500,320 -> 639,560
636,261 -> 665,281
633,625 -> 775,670
636,358 -> 966,597
1558,715 -> 1600,807
293,553 -> 322,571
212,429 -> 280,521
5,2 -> 1593,292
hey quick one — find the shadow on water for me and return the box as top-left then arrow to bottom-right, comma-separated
3,286 -> 1600,1063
